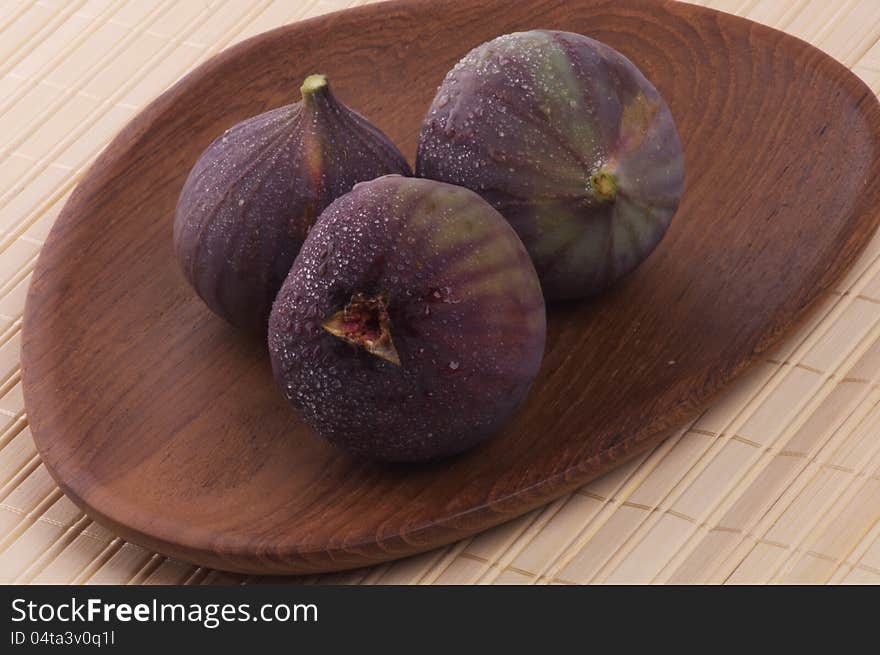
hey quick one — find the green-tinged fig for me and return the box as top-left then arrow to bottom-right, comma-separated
268,175 -> 546,462
174,74 -> 411,331
416,31 -> 685,301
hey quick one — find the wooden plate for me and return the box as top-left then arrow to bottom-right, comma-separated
21,0 -> 880,575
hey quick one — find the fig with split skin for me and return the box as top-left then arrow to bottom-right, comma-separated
173,74 -> 411,331
416,30 -> 685,302
268,175 -> 546,463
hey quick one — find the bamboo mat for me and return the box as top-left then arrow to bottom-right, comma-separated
1,0 -> 879,586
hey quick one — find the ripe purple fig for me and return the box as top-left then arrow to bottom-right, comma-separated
416,31 -> 685,301
268,175 -> 546,462
174,74 -> 411,331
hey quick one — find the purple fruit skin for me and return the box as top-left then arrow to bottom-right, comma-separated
416,30 -> 685,301
173,78 -> 411,331
268,175 -> 546,462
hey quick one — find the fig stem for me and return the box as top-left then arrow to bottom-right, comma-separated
590,170 -> 618,203
321,291 -> 401,366
300,74 -> 329,98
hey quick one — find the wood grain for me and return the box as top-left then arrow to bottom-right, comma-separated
20,0 -> 880,574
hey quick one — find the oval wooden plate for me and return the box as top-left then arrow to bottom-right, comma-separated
21,0 -> 880,575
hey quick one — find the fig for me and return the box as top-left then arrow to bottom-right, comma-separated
416,30 -> 685,301
173,74 -> 411,331
268,175 -> 546,462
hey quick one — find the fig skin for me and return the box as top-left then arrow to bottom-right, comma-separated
268,175 -> 546,463
173,75 -> 411,331
416,30 -> 685,302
